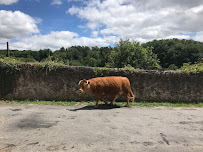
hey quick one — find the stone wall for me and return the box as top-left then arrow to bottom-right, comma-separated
0,65 -> 203,102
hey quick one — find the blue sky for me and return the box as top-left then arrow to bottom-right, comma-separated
0,0 -> 203,51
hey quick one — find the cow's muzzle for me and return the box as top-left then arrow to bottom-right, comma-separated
79,89 -> 84,93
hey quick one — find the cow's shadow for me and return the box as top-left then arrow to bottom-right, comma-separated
69,104 -> 122,111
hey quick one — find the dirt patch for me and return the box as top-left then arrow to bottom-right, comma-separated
15,113 -> 58,129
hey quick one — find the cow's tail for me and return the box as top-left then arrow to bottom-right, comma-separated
129,89 -> 135,104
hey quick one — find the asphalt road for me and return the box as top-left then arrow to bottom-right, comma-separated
0,104 -> 203,152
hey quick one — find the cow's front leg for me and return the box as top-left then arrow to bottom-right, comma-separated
94,97 -> 100,108
110,94 -> 119,105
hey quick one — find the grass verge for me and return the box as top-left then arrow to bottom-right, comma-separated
0,100 -> 203,107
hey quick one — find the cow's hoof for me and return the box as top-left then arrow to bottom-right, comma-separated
109,104 -> 113,107
125,104 -> 129,107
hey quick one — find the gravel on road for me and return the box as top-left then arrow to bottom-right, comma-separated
0,104 -> 203,152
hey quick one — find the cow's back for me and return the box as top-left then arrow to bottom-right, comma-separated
89,76 -> 131,96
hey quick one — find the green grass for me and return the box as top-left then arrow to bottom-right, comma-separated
0,100 -> 203,107
0,100 -> 85,106
131,102 -> 203,107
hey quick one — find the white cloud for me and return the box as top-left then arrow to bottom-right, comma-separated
193,32 -> 203,42
0,9 -> 116,51
67,0 -> 203,42
6,31 -> 117,50
0,10 -> 40,39
91,31 -> 99,38
0,0 -> 18,5
51,0 -> 62,5
1,0 -> 203,51
9,31 -> 78,50
67,0 -> 84,2
67,6 -> 80,15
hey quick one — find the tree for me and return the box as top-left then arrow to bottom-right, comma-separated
98,47 -> 112,67
39,49 -> 53,61
88,57 -> 97,67
142,39 -> 203,68
106,40 -> 161,69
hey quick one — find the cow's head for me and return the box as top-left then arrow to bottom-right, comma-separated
78,79 -> 90,92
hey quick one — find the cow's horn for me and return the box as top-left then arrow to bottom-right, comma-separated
78,80 -> 82,85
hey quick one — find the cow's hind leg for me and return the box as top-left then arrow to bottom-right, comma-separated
103,100 -> 108,105
100,97 -> 108,105
125,93 -> 135,107
126,95 -> 130,107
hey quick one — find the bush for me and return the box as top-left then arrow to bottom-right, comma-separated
179,63 -> 203,74
167,64 -> 178,70
0,57 -> 22,72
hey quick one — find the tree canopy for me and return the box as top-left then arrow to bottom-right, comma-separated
1,38 -> 202,70
142,38 -> 203,69
106,40 -> 161,69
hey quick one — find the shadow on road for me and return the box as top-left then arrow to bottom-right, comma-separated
69,104 -> 122,111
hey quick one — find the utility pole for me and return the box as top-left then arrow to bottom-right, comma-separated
6,42 -> 10,57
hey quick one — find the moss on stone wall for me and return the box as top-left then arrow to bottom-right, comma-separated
93,67 -> 110,76
0,62 -> 16,99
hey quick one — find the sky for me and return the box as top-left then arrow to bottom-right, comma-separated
0,0 -> 203,51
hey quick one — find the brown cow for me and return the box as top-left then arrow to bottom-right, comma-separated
78,76 -> 135,108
